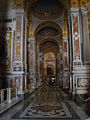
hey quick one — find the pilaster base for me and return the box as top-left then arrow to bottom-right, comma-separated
71,65 -> 90,95
17,93 -> 24,99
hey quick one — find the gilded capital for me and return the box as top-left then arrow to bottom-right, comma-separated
70,0 -> 79,8
63,14 -> 68,36
80,0 -> 87,7
14,0 -> 24,9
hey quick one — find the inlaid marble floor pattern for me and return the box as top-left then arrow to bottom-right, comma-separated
0,86 -> 89,120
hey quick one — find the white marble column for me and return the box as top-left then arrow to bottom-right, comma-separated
81,9 -> 90,64
24,16 -> 28,92
11,9 -> 26,98
62,37 -> 69,89
69,7 -> 90,95
28,37 -> 36,89
60,44 -> 63,88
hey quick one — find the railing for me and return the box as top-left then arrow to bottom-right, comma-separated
7,88 -> 17,102
77,87 -> 90,107
0,88 -> 17,104
78,94 -> 90,102
0,89 -> 7,104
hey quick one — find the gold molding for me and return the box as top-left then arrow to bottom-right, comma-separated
70,0 -> 87,8
63,13 -> 68,36
28,12 -> 34,38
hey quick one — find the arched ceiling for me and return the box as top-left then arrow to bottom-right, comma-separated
35,21 -> 62,37
24,0 -> 66,53
35,21 -> 61,45
40,39 -> 59,54
40,39 -> 59,48
37,27 -> 59,37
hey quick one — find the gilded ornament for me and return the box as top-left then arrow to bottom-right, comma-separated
14,0 -> 24,9
70,0 -> 79,7
16,43 -> 20,57
63,14 -> 68,36
28,13 -> 34,37
80,0 -> 87,7
17,16 -> 21,32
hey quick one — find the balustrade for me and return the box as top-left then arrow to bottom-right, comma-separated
0,88 -> 17,104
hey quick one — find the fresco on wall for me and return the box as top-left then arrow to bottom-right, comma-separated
73,15 -> 80,61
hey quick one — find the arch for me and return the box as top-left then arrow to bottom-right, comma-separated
40,38 -> 59,48
34,21 -> 63,40
39,38 -> 59,53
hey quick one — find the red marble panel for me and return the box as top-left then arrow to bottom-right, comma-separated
73,15 -> 80,61
64,40 -> 68,68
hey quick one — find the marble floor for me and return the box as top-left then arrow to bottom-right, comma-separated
0,85 -> 90,120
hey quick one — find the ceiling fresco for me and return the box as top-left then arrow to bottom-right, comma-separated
35,21 -> 62,36
36,25 -> 61,44
32,0 -> 64,20
24,0 -> 69,30
24,0 -> 70,12
37,27 -> 59,37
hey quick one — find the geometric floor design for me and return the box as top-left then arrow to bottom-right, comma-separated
12,86 -> 80,120
12,102 -> 80,119
20,103 -> 72,118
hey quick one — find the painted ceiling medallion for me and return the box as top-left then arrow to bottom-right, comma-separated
32,0 -> 64,20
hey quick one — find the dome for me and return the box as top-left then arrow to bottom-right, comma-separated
32,0 -> 64,20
